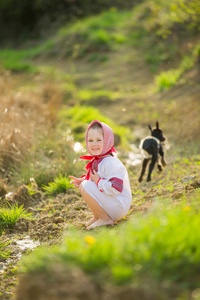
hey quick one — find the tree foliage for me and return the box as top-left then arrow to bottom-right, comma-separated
140,0 -> 200,38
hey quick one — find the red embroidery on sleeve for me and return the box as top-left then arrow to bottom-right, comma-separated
109,177 -> 123,193
97,178 -> 104,192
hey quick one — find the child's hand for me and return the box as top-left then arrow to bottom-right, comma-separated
90,170 -> 100,185
69,176 -> 84,188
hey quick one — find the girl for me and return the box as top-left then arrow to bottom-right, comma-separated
69,120 -> 132,229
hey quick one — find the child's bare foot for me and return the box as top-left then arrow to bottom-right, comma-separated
85,217 -> 99,227
86,219 -> 114,229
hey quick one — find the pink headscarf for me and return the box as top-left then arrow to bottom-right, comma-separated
80,120 -> 116,180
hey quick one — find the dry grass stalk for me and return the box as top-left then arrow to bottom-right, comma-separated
0,70 -> 63,177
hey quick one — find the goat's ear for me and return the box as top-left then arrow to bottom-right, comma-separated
148,124 -> 152,132
156,121 -> 159,129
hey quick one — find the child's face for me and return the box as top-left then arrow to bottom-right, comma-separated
87,128 -> 104,156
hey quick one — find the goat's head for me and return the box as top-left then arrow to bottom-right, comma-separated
148,121 -> 165,142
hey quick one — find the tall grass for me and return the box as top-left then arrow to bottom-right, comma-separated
0,71 -> 71,186
11,133 -> 81,188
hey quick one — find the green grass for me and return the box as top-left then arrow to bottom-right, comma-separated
42,174 -> 73,195
56,9 -> 130,57
58,105 -> 131,147
77,89 -> 119,104
0,50 -> 37,73
155,54 -> 196,91
0,41 -> 55,73
19,195 -> 200,291
0,203 -> 33,235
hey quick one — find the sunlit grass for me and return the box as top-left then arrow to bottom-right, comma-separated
155,55 -> 196,91
0,202 -> 33,234
36,9 -> 131,59
42,174 -> 73,195
19,201 -> 200,288
11,134 -> 80,188
77,89 -> 119,104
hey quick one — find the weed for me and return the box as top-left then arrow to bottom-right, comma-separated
0,203 -> 32,234
42,174 -> 73,195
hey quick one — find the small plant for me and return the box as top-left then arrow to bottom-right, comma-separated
0,203 -> 33,234
42,174 -> 73,195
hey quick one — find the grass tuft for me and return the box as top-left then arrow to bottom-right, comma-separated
42,174 -> 73,195
0,202 -> 33,235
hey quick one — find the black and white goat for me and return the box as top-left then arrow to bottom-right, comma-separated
138,122 -> 167,182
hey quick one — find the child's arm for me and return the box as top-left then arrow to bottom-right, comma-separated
90,170 -> 100,185
69,176 -> 85,188
91,160 -> 126,196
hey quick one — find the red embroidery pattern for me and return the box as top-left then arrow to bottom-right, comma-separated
91,158 -> 104,173
109,177 -> 123,193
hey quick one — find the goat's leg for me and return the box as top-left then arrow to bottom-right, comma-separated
138,158 -> 149,182
147,155 -> 157,181
159,144 -> 167,166
157,155 -> 163,172
161,155 -> 167,166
